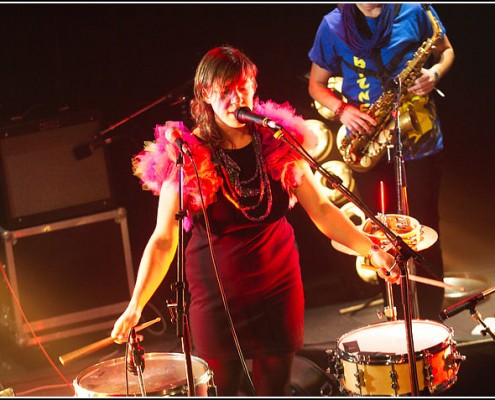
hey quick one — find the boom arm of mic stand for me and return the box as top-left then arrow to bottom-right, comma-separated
273,127 -> 403,246
92,80 -> 193,145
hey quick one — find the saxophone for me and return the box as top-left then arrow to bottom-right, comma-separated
337,5 -> 443,172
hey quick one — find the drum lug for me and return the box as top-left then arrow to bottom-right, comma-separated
446,350 -> 466,370
326,348 -> 345,380
207,372 -> 218,397
326,349 -> 345,394
353,367 -> 365,393
325,349 -> 338,375
423,352 -> 435,393
389,366 -> 399,395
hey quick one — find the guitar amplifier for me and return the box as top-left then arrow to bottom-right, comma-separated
0,208 -> 135,346
0,110 -> 115,229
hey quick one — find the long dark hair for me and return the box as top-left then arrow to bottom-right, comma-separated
190,46 -> 258,148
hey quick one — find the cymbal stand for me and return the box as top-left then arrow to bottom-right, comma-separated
171,150 -> 196,396
270,122 -> 430,396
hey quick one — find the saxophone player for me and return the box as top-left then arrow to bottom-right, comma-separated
308,3 -> 454,321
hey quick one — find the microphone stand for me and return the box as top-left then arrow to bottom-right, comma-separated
170,150 -> 196,396
74,80 -> 192,159
270,124 -> 423,396
390,78 -> 420,319
440,285 -> 495,343
470,308 -> 495,343
128,327 -> 146,397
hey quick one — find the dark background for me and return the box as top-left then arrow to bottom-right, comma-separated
1,3 -> 495,397
0,2 -> 493,313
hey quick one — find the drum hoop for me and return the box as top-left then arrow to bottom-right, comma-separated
336,320 -> 453,365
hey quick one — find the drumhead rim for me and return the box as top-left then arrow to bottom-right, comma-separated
73,352 -> 211,397
336,319 -> 453,364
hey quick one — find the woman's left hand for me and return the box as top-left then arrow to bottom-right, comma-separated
370,249 -> 401,285
408,68 -> 437,96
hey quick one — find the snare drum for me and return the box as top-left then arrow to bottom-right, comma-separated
334,320 -> 462,396
74,352 -> 213,397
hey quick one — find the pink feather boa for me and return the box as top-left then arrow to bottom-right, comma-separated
132,100 -> 317,230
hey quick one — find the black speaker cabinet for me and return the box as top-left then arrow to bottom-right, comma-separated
0,110 -> 115,229
0,208 -> 135,346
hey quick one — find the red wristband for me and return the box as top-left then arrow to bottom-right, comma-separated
334,100 -> 348,120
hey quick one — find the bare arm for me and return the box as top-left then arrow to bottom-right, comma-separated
308,62 -> 377,134
293,163 -> 398,281
112,180 -> 179,343
409,34 -> 455,96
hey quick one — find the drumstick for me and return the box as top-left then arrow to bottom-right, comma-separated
360,264 -> 466,292
59,317 -> 161,366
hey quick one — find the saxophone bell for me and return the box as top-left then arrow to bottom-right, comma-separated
385,103 -> 421,136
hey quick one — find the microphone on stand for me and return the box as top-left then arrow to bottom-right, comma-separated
235,107 -> 283,130
165,127 -> 192,157
126,327 -> 145,376
439,286 -> 495,320
73,134 -> 112,160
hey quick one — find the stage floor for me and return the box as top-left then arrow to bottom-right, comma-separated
1,277 -> 494,397
2,135 -> 495,397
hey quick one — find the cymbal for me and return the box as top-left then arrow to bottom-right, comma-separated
304,119 -> 333,162
331,225 -> 438,256
443,272 -> 490,301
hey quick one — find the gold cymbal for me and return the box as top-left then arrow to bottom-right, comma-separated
304,119 -> 333,162
314,161 -> 355,206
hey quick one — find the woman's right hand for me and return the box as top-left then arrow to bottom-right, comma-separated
111,305 -> 142,344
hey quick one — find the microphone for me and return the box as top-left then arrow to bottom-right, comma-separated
126,327 -> 145,376
73,135 -> 112,160
235,107 -> 283,130
165,127 -> 192,156
439,286 -> 495,320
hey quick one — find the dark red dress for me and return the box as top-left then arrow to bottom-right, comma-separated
185,141 -> 305,360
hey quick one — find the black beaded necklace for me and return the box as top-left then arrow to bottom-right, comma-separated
216,131 -> 273,222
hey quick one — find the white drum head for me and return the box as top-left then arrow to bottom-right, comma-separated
338,320 -> 450,356
74,352 -> 210,397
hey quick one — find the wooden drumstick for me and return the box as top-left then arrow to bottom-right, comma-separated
59,317 -> 161,366
361,264 -> 466,292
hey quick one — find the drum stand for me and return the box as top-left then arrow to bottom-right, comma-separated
269,111 -> 433,397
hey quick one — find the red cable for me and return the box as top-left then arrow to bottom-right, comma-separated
0,263 -> 73,391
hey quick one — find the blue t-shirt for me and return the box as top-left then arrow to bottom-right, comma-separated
309,4 -> 446,160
